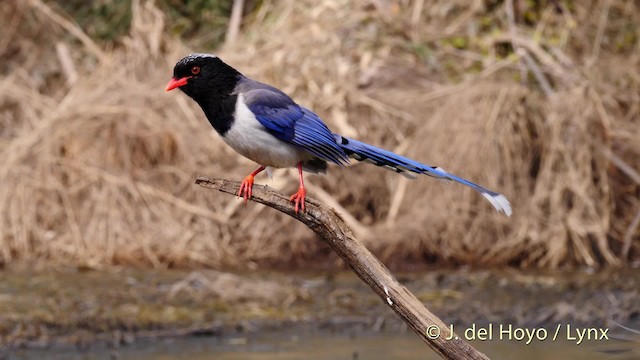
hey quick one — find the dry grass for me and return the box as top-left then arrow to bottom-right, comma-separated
0,0 -> 638,269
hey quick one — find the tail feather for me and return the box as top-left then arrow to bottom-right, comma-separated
335,135 -> 512,216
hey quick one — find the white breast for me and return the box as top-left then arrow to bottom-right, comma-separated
221,95 -> 308,168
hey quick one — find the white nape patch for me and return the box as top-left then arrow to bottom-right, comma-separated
222,94 -> 308,168
481,193 -> 513,217
187,53 -> 217,60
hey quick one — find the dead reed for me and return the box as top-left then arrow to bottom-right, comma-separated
0,0 -> 638,269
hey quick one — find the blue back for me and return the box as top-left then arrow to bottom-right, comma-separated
237,78 -> 348,166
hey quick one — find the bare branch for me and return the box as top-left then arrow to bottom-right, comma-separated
196,177 -> 490,360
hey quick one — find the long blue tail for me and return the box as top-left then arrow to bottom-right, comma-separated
335,135 -> 512,216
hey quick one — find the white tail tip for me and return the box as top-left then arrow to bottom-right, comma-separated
481,193 -> 512,217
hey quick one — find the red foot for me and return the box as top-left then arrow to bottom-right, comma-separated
237,175 -> 255,203
289,186 -> 307,213
237,166 -> 265,203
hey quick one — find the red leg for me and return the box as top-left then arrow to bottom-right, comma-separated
238,166 -> 265,203
289,162 -> 307,213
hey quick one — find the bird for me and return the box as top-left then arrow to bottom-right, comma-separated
166,53 -> 512,216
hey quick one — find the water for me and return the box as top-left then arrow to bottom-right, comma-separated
3,268 -> 639,359
8,329 -> 637,360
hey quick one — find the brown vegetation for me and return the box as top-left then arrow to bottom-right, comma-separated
0,0 -> 638,269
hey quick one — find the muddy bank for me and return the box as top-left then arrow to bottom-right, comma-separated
0,267 -> 638,350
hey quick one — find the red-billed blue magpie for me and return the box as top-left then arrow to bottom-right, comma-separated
166,54 -> 512,216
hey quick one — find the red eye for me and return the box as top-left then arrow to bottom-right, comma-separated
191,66 -> 200,75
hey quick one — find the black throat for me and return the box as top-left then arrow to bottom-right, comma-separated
197,93 -> 238,136
183,67 -> 241,136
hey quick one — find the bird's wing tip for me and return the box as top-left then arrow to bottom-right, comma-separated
482,192 -> 512,217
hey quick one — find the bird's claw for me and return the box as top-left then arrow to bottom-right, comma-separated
289,186 -> 306,214
237,175 -> 255,203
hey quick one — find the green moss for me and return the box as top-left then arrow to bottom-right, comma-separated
441,36 -> 468,50
615,29 -> 638,52
53,0 -> 132,42
161,0 -> 233,46
451,36 -> 468,49
416,289 -> 462,303
410,43 -> 429,62
206,300 -> 230,313
52,0 -> 234,47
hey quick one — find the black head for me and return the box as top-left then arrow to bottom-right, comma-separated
165,53 -> 241,102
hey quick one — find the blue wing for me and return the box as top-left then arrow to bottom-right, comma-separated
240,84 -> 348,166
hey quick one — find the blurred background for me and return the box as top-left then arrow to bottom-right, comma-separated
1,0 -> 639,359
